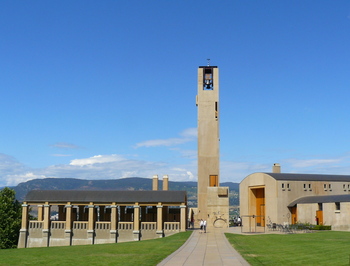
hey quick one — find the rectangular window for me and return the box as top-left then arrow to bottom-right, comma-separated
318,203 -> 323,211
335,202 -> 340,211
324,184 -> 327,190
329,184 -> 332,190
303,184 -> 307,190
282,183 -> 285,189
203,68 -> 214,90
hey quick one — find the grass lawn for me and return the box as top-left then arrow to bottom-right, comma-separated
0,231 -> 192,266
226,231 -> 350,266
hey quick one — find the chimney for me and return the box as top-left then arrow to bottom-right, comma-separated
152,175 -> 159,190
163,175 -> 169,191
272,163 -> 281,173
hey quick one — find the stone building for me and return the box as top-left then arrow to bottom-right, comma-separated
194,64 -> 229,228
240,164 -> 350,232
18,176 -> 187,248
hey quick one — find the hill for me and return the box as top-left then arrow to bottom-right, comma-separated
6,177 -> 240,207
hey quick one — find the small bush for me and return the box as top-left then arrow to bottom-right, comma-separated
311,225 -> 331,230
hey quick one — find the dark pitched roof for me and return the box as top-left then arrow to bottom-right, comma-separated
288,194 -> 350,207
264,173 -> 350,182
24,190 -> 187,204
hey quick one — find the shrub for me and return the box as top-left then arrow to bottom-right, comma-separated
311,225 -> 331,230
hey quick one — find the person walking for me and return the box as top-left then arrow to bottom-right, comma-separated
199,219 -> 204,233
237,216 -> 242,226
203,219 -> 207,233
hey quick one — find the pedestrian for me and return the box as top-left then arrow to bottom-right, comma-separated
203,219 -> 207,233
200,219 -> 204,233
237,216 -> 241,226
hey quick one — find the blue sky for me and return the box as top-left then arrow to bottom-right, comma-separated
1,1 -> 350,187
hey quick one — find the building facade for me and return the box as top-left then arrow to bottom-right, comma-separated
240,164 -> 350,232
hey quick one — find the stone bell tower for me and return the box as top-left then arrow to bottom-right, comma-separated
195,62 -> 229,228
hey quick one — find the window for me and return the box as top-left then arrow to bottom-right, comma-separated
282,183 -> 285,189
303,184 -> 307,190
318,203 -> 323,211
324,184 -> 327,190
329,184 -> 332,191
335,202 -> 340,211
309,184 -> 312,190
203,68 -> 214,90
287,183 -> 290,190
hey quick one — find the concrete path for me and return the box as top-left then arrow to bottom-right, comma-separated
158,227 -> 250,266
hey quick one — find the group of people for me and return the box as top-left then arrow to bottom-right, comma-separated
188,217 -> 207,232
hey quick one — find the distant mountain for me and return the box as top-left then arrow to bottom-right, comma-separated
8,177 -> 240,207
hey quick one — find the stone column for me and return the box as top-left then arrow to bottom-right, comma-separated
133,203 -> 140,241
88,203 -> 95,244
180,204 -> 187,232
163,175 -> 169,191
18,202 -> 29,248
37,205 -> 44,221
152,175 -> 159,190
110,203 -> 117,242
43,202 -> 51,247
65,203 -> 72,245
156,202 -> 163,237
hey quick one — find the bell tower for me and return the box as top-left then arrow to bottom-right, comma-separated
195,62 -> 229,227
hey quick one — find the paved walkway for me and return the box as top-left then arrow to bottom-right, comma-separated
158,227 -> 250,266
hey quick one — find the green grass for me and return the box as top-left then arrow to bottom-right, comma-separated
0,231 -> 192,266
226,231 -> 350,266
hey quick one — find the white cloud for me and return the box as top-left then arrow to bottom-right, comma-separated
70,154 -> 124,166
0,154 -> 39,186
180,127 -> 197,138
135,128 -> 197,148
5,172 -> 48,186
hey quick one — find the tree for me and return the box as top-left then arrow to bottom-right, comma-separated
0,187 -> 22,249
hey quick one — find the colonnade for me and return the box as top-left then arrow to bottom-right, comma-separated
18,201 -> 187,248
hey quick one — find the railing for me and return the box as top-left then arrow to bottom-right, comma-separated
141,222 -> 156,230
51,221 -> 66,230
118,222 -> 133,230
29,221 -> 43,229
73,221 -> 88,230
95,222 -> 111,230
164,222 -> 179,231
